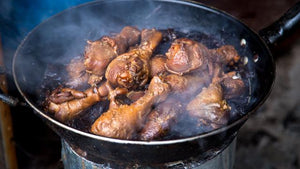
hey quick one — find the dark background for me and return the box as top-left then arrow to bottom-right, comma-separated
0,0 -> 299,168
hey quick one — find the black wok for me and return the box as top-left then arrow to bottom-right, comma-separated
12,0 -> 300,165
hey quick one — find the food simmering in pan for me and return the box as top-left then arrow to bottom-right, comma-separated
44,26 -> 248,140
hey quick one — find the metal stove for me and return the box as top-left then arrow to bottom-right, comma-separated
61,134 -> 236,169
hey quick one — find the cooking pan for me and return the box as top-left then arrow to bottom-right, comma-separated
11,0 -> 300,165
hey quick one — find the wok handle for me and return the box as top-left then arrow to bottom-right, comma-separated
0,67 -> 27,107
259,2 -> 300,47
0,90 -> 28,107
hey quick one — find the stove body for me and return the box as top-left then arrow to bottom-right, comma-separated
61,136 -> 236,169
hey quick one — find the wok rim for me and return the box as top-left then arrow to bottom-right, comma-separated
12,0 -> 275,145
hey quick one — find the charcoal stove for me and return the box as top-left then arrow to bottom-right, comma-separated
61,133 -> 236,169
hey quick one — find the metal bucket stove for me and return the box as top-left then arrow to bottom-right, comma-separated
61,133 -> 236,169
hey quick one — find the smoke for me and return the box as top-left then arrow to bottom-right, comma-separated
0,0 -> 94,92
10,0 -> 270,140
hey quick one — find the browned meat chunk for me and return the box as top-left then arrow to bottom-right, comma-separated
44,26 -> 249,140
47,82 -> 111,122
140,98 -> 183,140
150,54 -> 167,77
137,73 -> 211,140
221,71 -> 245,99
126,90 -> 145,102
65,57 -> 89,88
48,87 -> 87,104
105,29 -> 162,89
165,38 -> 210,75
91,76 -> 170,139
210,45 -> 240,66
164,73 -> 210,101
84,26 -> 141,85
187,82 -> 230,128
107,87 -> 129,110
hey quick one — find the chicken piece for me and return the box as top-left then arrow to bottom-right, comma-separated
84,26 -> 141,85
48,87 -> 87,104
87,74 -> 103,87
137,73 -> 210,140
164,73 -> 210,101
150,54 -> 167,77
47,82 -> 113,122
91,76 -> 170,139
140,98 -> 183,140
126,90 -> 145,102
65,57 -> 89,88
221,71 -> 245,99
105,29 -> 162,89
165,38 -> 210,75
186,82 -> 230,128
107,87 -> 129,110
209,58 -> 245,99
107,90 -> 144,110
210,45 -> 240,66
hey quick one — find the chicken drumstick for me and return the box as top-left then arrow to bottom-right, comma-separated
105,28 -> 162,89
47,82 -> 127,122
165,38 -> 210,75
84,26 -> 141,85
91,76 -> 170,139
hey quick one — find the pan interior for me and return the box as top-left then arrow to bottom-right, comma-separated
13,0 -> 274,142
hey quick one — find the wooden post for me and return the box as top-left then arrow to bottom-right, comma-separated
0,37 -> 18,169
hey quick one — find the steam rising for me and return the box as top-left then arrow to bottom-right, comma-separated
12,0 -> 272,139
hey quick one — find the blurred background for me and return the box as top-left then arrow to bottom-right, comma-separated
0,0 -> 299,169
